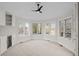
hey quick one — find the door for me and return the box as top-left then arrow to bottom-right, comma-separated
7,35 -> 12,49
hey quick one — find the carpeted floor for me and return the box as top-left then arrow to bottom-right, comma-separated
2,40 -> 75,56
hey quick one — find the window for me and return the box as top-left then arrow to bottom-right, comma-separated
32,23 -> 42,34
45,24 -> 51,34
45,23 -> 55,35
32,23 -> 55,35
6,14 -> 12,26
50,24 -> 55,35
18,23 -> 29,36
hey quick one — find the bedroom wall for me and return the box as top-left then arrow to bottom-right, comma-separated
0,8 -> 6,55
0,8 -> 5,25
0,26 -> 18,55
0,7 -> 17,55
14,16 -> 57,44
57,3 -> 78,55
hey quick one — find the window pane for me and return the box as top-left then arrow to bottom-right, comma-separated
6,14 -> 12,26
32,23 -> 42,34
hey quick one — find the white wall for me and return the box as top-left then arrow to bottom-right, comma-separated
0,27 -> 18,55
14,16 -> 57,44
56,3 -> 78,55
0,36 -> 7,55
0,8 -> 5,25
0,7 -> 16,55
0,7 -> 5,55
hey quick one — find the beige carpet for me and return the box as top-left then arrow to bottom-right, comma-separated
2,40 -> 74,56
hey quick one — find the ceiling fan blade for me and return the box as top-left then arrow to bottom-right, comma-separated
40,6 -> 43,9
38,6 -> 43,11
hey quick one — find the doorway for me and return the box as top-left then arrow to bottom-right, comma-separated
7,35 -> 12,49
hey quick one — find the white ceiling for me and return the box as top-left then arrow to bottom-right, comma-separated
0,2 -> 74,20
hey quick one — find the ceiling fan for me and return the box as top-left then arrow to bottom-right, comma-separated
32,2 -> 43,13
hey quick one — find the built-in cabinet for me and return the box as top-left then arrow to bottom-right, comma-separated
59,17 -> 72,38
57,3 -> 78,55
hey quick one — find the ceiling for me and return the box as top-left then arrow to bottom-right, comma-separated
0,2 -> 74,20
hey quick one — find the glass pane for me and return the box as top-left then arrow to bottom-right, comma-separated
32,23 -> 38,34
6,14 -> 12,26
50,24 -> 55,35
18,23 -> 29,36
32,23 -> 42,34
45,24 -> 51,34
